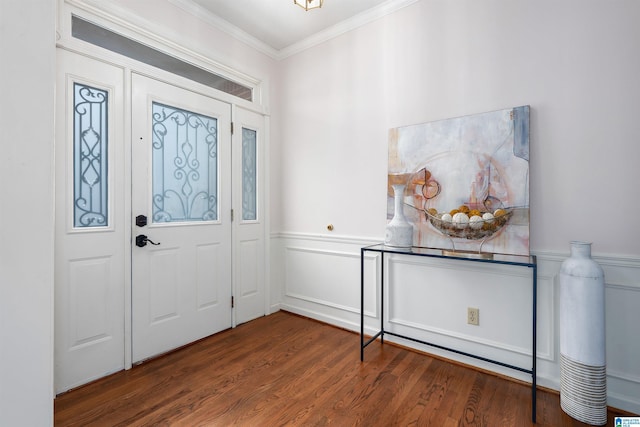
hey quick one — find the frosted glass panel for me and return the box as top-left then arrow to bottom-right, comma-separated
73,83 -> 108,228
72,16 -> 252,102
152,102 -> 218,222
242,128 -> 257,221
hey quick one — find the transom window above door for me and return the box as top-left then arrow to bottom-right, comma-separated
71,16 -> 253,102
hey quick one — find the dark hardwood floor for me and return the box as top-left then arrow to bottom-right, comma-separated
55,311 -> 630,426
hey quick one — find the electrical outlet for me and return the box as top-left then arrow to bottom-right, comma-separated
467,307 -> 479,326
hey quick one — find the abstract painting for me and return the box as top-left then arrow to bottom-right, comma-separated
387,106 -> 530,256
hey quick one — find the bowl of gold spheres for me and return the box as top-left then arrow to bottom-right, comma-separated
424,205 -> 512,240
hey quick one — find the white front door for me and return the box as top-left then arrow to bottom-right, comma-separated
131,73 -> 233,363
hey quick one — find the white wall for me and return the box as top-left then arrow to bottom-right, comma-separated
2,0 -> 637,423
273,0 -> 640,414
0,0 -> 56,425
275,0 -> 640,254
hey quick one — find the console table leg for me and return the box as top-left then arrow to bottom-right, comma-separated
380,252 -> 385,344
360,248 -> 365,361
532,262 -> 538,423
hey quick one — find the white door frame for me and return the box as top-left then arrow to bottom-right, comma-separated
55,57 -> 270,392
56,0 -> 270,386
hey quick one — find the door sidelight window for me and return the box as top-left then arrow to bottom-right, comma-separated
73,83 -> 109,228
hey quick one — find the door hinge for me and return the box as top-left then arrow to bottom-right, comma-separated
231,121 -> 234,135
231,209 -> 234,222
231,296 -> 234,308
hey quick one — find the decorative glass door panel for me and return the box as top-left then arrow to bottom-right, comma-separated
73,83 -> 109,228
241,128 -> 257,221
152,102 -> 218,223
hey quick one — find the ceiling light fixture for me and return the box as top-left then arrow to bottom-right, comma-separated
294,0 -> 323,11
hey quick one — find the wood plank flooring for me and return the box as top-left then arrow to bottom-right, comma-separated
55,311 -> 630,426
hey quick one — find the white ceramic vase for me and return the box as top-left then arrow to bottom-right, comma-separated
384,184 -> 413,248
559,241 -> 606,425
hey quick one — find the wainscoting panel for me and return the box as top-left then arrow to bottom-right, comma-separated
283,244 -> 379,324
604,281 -> 640,412
384,254 -> 549,373
272,233 -> 640,414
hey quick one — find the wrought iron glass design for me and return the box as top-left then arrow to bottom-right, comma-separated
242,128 -> 257,221
152,102 -> 218,222
73,83 -> 109,228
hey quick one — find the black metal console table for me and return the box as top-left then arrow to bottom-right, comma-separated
360,244 -> 538,423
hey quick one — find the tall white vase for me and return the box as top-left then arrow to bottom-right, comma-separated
559,241 -> 606,425
384,184 -> 413,247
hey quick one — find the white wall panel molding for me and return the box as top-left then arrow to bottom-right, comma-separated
607,282 -> 640,292
608,373 -> 640,414
594,253 -> 640,268
276,233 -> 640,269
603,279 -> 640,414
361,251 -> 380,320
384,254 -> 553,363
536,273 -> 556,362
387,316 -> 535,360
534,250 -> 640,271
608,369 -> 640,386
280,305 -> 360,335
271,234 -> 640,412
284,290 -> 356,315
387,253 -> 533,277
283,245 -> 376,317
273,231 -> 380,247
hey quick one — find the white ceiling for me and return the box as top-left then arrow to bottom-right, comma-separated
169,0 -> 419,59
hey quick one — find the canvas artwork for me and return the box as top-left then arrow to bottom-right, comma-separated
387,106 -> 530,256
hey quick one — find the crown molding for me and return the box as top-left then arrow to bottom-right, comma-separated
278,0 -> 419,59
167,0 -> 280,59
169,0 -> 420,60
